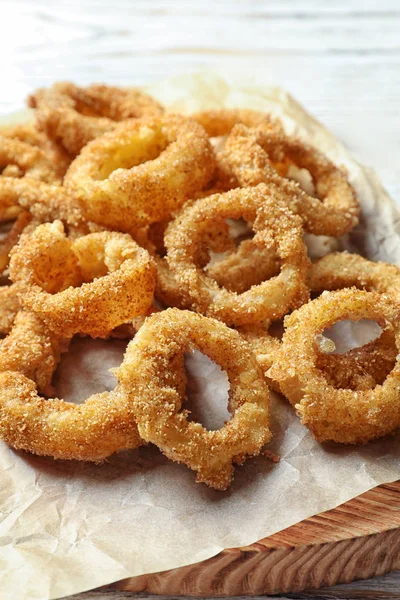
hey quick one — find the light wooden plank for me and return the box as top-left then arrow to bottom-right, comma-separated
4,1 -> 400,58
6,10 -> 400,54
20,0 -> 400,17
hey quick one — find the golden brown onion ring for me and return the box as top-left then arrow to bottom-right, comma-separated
9,222 -> 156,337
219,124 -> 359,237
64,115 -> 216,232
29,82 -> 164,155
165,184 -> 310,325
269,288 -> 400,444
132,220 -> 240,309
116,308 -> 271,490
307,251 -> 400,389
0,371 -> 142,461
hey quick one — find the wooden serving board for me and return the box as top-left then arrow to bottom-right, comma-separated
108,481 -> 400,596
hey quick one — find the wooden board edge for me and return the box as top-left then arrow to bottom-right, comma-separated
111,527 -> 400,596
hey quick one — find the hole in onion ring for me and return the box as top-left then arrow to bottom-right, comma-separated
71,99 -> 106,119
210,135 -> 227,154
304,233 -> 340,260
315,319 -> 397,391
207,246 -> 281,294
319,319 -> 382,354
184,350 -> 230,431
286,163 -> 315,196
204,217 -> 281,295
268,319 -> 284,340
0,221 -> 14,236
52,337 -> 127,403
226,218 -> 252,243
95,132 -> 169,181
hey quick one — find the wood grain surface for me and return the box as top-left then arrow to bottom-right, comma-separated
2,1 -> 400,598
98,482 -> 400,597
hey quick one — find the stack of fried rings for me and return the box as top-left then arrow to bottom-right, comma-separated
0,81 -> 399,490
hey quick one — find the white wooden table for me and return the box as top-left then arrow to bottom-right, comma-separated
2,1 -> 400,598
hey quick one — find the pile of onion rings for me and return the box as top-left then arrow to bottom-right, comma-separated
0,81 -> 398,489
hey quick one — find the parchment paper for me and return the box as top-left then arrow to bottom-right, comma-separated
1,73 -> 400,600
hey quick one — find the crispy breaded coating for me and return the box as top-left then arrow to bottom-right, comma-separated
116,308 -> 271,490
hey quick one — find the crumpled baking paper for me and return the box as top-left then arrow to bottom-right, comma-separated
1,73 -> 400,600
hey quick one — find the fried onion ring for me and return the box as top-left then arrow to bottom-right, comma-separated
64,115 -> 216,232
0,311 -> 67,396
9,222 -> 156,337
165,184 -> 310,325
307,252 -> 400,389
268,289 -> 400,444
116,308 -> 271,490
218,124 -> 359,237
0,370 -> 142,462
29,82 -> 164,155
